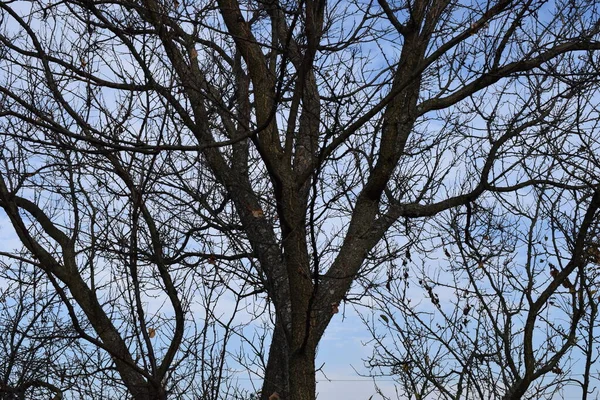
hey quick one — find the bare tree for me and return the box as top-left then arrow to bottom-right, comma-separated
364,185 -> 600,399
362,85 -> 600,398
0,262 -> 71,400
0,92 -> 257,398
1,0 -> 600,399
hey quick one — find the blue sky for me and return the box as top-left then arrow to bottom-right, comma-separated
2,0 -> 600,399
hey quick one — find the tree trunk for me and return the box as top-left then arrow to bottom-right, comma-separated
262,322 -> 317,400
261,321 -> 289,400
288,347 -> 316,400
125,381 -> 167,400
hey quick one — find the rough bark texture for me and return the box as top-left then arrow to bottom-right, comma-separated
261,322 -> 290,400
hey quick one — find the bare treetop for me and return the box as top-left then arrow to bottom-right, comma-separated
1,0 -> 600,399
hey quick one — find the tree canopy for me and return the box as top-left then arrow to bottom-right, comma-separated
1,0 -> 600,399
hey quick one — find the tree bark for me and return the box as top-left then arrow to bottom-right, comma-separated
261,321 -> 289,400
288,347 -> 316,400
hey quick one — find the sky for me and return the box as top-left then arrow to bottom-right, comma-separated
2,0 -> 600,399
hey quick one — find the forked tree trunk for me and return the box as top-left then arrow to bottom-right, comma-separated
128,383 -> 167,400
261,296 -> 320,400
261,325 -> 317,400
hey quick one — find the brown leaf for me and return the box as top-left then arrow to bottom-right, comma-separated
207,255 -> 217,265
148,328 -> 156,338
251,209 -> 264,218
268,392 -> 280,400
331,302 -> 339,314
